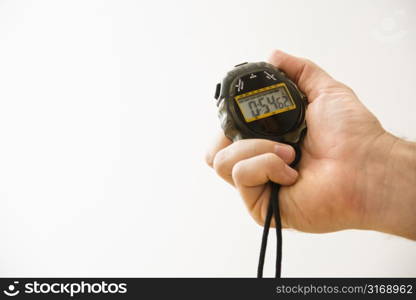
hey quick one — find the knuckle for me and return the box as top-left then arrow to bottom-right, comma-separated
251,209 -> 267,227
205,151 -> 214,167
302,57 -> 313,66
337,81 -> 355,94
253,215 -> 264,227
231,160 -> 245,183
212,149 -> 229,176
297,56 -> 314,69
320,80 -> 355,97
264,152 -> 282,167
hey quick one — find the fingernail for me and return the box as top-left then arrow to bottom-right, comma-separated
274,144 -> 294,162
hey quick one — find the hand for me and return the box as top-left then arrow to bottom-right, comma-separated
206,50 -> 416,239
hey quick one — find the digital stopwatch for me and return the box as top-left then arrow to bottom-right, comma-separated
214,62 -> 308,278
215,62 -> 307,145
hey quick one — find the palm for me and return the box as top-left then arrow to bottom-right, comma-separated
278,87 -> 384,232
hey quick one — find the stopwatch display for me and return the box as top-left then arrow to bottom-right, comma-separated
235,83 -> 296,122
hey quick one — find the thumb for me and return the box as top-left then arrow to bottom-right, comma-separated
268,50 -> 338,102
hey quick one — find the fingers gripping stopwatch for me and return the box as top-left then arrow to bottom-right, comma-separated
214,62 -> 308,278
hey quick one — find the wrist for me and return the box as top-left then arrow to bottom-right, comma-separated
363,132 -> 416,239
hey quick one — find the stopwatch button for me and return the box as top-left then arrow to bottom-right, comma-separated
234,62 -> 248,67
214,83 -> 221,99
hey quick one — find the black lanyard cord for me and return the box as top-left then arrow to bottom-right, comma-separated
257,142 -> 302,278
271,182 -> 283,277
257,182 -> 282,278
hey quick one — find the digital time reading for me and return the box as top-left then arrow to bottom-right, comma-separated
235,83 -> 296,122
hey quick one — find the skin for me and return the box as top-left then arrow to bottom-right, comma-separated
206,50 -> 416,240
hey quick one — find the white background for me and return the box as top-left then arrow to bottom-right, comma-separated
0,0 -> 415,277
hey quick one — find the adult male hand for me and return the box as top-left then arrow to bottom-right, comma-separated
206,50 -> 416,240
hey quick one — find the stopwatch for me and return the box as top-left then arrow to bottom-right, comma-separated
214,62 -> 308,278
215,62 -> 307,145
